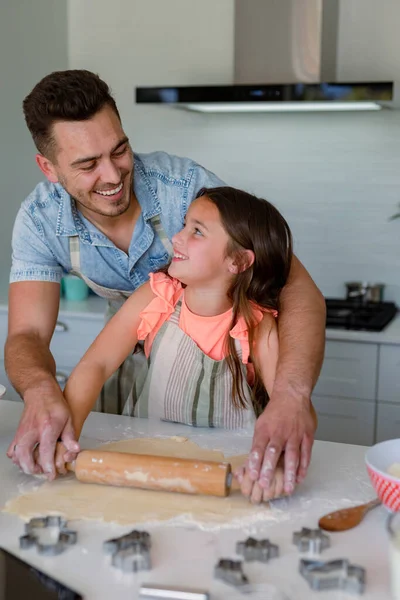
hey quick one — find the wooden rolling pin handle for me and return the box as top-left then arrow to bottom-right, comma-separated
66,450 -> 231,498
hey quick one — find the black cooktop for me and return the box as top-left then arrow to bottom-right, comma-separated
325,299 -> 398,332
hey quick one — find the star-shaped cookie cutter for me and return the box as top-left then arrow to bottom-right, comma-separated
299,558 -> 366,594
236,537 -> 279,562
292,527 -> 330,554
103,529 -> 152,572
214,559 -> 248,588
19,516 -> 77,556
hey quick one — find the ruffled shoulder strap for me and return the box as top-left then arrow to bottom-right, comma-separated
230,304 -> 278,364
137,272 -> 183,355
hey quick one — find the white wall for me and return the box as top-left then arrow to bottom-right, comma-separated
0,1 -> 68,293
337,0 -> 400,83
65,0 -> 399,304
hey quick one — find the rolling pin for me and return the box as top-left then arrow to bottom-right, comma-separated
64,449 -> 232,498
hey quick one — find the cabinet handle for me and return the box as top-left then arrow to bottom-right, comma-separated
56,372 -> 69,385
55,321 -> 68,332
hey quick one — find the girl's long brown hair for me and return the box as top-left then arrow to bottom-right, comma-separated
197,186 -> 293,415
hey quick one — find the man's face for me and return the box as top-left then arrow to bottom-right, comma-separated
45,105 -> 134,220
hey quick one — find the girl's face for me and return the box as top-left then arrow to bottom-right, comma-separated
169,196 -> 235,287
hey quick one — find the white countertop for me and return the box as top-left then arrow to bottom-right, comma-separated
326,314 -> 400,345
56,304 -> 400,345
58,295 -> 108,319
57,301 -> 400,345
55,298 -> 400,345
0,294 -> 399,344
0,295 -> 108,321
0,400 -> 393,599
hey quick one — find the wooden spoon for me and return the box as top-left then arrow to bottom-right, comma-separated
318,499 -> 381,532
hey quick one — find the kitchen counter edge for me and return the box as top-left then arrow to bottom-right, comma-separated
0,297 -> 399,344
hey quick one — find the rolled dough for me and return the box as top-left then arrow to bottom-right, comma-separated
3,437 -> 274,528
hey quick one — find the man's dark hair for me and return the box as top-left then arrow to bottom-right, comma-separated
23,69 -> 121,160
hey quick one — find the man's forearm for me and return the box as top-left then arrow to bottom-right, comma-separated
5,333 -> 57,398
274,257 -> 326,398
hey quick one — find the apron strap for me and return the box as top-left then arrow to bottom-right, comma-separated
149,215 -> 173,256
69,236 -> 81,273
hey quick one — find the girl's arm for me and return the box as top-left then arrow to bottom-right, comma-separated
64,282 -> 156,439
253,312 -> 279,397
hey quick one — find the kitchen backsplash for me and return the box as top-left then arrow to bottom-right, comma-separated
125,109 -> 400,306
68,0 -> 400,307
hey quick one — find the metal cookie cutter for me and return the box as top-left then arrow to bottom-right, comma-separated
214,559 -> 248,588
236,537 -> 279,563
139,584 -> 209,599
19,516 -> 77,556
299,558 -> 366,594
103,529 -> 151,572
293,527 -> 330,554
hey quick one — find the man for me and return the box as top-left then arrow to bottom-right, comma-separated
6,70 -> 326,497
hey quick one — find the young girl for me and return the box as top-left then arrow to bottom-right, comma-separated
59,186 -> 317,503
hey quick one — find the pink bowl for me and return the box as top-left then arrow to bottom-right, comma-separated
365,439 -> 400,511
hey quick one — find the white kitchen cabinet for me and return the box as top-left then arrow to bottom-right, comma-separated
375,344 -> 400,442
376,403 -> 400,443
313,341 -> 378,401
312,395 -> 375,446
49,315 -> 103,390
0,307 -> 103,401
49,316 -> 103,373
312,340 -> 379,444
313,336 -> 400,445
0,312 -> 20,401
0,362 -> 20,402
378,344 -> 400,403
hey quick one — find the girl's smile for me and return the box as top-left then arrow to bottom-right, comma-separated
172,250 -> 188,261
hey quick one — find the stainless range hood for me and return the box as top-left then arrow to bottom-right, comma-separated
136,0 -> 393,112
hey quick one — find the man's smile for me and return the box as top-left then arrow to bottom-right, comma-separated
94,182 -> 123,196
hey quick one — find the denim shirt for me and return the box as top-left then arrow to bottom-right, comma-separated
10,151 -> 225,292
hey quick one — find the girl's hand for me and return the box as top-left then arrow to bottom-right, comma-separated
54,441 -> 80,476
234,456 -> 287,504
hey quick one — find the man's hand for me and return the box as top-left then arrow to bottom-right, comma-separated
6,382 -> 80,480
246,387 -> 316,495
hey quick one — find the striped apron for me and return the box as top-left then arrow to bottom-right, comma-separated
123,300 -> 256,429
67,214 -> 173,414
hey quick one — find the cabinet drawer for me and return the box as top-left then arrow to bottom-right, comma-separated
313,341 -> 378,401
0,311 -> 8,360
376,402 -> 400,442
378,345 -> 400,403
54,366 -> 73,390
50,317 -> 103,366
312,395 -> 375,446
0,362 -> 21,402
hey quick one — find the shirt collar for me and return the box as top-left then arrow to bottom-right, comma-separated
132,152 -> 161,220
55,184 -> 83,237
